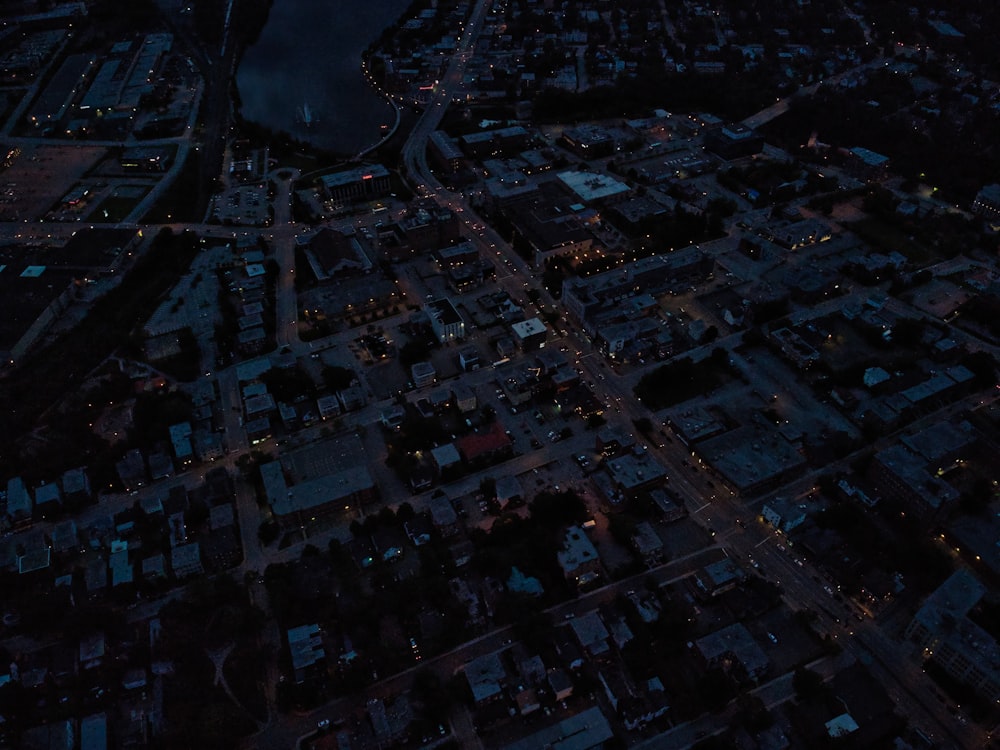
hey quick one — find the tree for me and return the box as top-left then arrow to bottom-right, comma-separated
322,365 -> 356,392
396,502 -> 416,523
793,666 -> 824,701
258,519 -> 279,545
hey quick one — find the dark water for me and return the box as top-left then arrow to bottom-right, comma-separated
235,0 -> 412,155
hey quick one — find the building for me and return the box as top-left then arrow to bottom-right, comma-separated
557,526 -> 601,587
511,317 -> 548,350
704,123 -> 764,160
562,247 -> 711,335
560,125 -> 614,157
456,422 -> 513,466
429,130 -> 465,172
437,241 -> 479,268
397,199 -> 462,253
904,570 -> 1000,702
308,227 -> 368,277
411,360 -> 436,388
557,170 -> 631,204
120,146 -> 171,172
426,298 -> 465,342
602,450 -> 669,500
260,450 -> 378,532
459,125 -> 531,159
500,706 -> 613,750
868,443 -> 959,523
971,184 -> 1000,220
760,497 -> 807,533
320,164 -> 391,203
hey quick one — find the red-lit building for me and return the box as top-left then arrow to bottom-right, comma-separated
320,164 -> 391,202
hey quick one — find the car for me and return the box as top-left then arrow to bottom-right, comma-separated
767,632 -> 778,644
574,454 -> 591,469
317,719 -> 331,732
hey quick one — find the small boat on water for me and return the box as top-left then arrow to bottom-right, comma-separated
297,101 -> 317,127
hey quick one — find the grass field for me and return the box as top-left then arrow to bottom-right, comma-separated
88,187 -> 148,222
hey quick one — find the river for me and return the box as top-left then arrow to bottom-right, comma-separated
235,0 -> 412,155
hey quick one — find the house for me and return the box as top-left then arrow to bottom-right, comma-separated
34,482 -> 62,519
61,467 -> 91,509
116,449 -> 146,492
430,443 -> 462,475
372,526 -> 406,563
453,383 -> 477,412
110,548 -> 133,587
5,477 -> 33,527
142,554 -> 167,581
570,611 -> 610,658
79,632 -> 106,670
456,421 -> 513,466
50,520 -> 79,554
367,695 -> 412,747
495,475 -> 522,508
168,422 -> 194,466
695,558 -> 745,598
507,567 -> 544,597
80,713 -> 108,750
547,668 -> 573,701
380,404 -> 406,430
287,623 -> 326,684
170,542 -> 203,579
631,521 -> 665,565
459,346 -> 481,372
695,623 -> 769,683
411,361 -> 436,388
427,492 -> 459,535
404,514 -> 433,546
464,652 -> 507,704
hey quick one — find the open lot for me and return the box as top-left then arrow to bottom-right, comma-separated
0,143 -> 106,220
